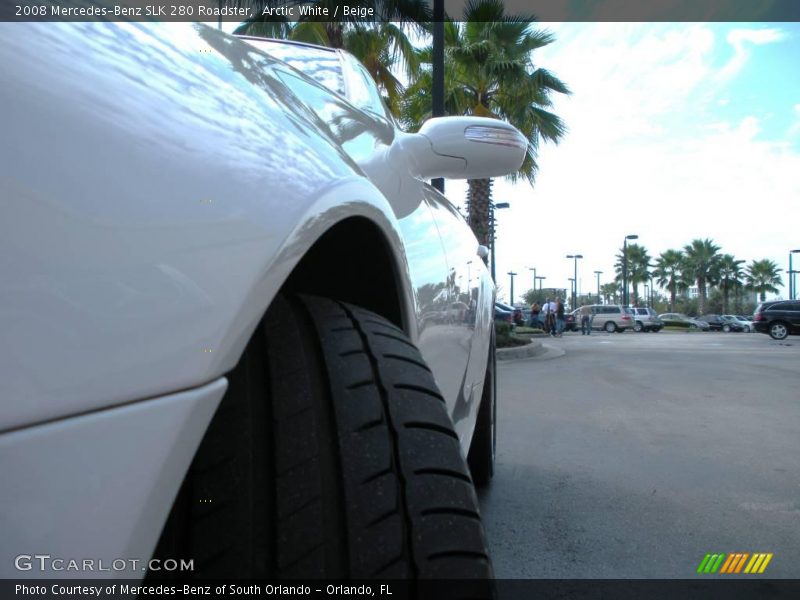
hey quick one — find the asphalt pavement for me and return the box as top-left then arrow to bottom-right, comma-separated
478,330 -> 800,579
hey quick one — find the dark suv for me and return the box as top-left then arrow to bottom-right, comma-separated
753,301 -> 800,340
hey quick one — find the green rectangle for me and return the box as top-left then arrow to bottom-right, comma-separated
697,554 -> 712,573
710,554 -> 726,573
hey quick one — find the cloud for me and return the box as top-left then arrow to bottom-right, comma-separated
717,27 -> 787,80
480,24 -> 800,299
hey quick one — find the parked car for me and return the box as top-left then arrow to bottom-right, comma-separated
585,304 -> 635,332
562,309 -> 579,331
699,314 -> 745,332
753,301 -> 800,340
1,25 -> 531,580
573,304 -> 634,333
659,313 -> 711,330
495,303 -> 515,326
719,314 -> 747,332
496,301 -> 525,326
629,307 -> 664,332
732,314 -> 755,332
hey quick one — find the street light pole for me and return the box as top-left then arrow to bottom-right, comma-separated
566,254 -> 583,310
790,250 -> 800,299
568,278 -> 575,307
528,267 -> 536,298
536,276 -> 545,295
622,234 -> 639,307
594,270 -> 603,304
489,202 -> 510,282
508,271 -> 517,305
431,0 -> 444,193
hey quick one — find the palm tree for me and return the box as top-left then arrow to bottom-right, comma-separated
235,4 -> 426,116
613,243 -> 651,306
402,0 -> 570,246
683,238 -> 721,315
717,254 -> 745,314
600,282 -> 620,305
746,259 -> 783,302
653,249 -> 685,312
237,0 -> 430,49
342,24 -> 421,115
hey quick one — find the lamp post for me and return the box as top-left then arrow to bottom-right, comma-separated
536,276 -> 545,295
508,271 -> 517,305
431,0 -> 444,193
566,254 -> 583,310
528,267 -> 536,298
790,250 -> 800,299
594,270 -> 603,304
489,202 -> 510,282
568,278 -> 575,308
622,234 -> 638,307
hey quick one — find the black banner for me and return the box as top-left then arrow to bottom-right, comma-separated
3,0 -> 800,23
3,580 -> 800,600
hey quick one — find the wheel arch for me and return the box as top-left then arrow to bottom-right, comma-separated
281,216 -> 407,332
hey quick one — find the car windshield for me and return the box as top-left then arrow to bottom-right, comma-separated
239,38 -> 346,97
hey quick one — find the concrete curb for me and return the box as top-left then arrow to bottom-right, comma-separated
497,339 -> 562,361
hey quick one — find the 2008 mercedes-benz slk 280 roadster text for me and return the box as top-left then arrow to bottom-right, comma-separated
0,22 -> 527,581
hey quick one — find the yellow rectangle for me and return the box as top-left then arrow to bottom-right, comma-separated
744,554 -> 760,574
758,553 -> 774,574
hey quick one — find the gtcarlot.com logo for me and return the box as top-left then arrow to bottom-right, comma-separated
14,554 -> 194,573
697,552 -> 773,575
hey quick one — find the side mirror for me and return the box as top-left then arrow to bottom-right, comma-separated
413,116 -> 527,180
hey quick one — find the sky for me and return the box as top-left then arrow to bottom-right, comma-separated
443,22 -> 800,304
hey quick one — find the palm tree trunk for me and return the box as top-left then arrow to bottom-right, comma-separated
698,277 -> 706,314
325,23 -> 344,48
467,178 -> 493,248
722,284 -> 729,314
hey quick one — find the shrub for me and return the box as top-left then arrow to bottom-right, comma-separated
495,321 -> 530,348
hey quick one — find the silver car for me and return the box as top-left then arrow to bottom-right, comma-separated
723,314 -> 754,332
630,307 -> 664,332
587,304 -> 636,332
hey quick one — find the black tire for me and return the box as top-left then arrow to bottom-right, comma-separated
769,321 -> 789,341
633,321 -> 643,332
468,331 -> 496,487
150,294 -> 492,581
604,321 -> 617,333
722,324 -> 731,333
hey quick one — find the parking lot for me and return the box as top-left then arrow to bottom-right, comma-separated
479,330 -> 800,578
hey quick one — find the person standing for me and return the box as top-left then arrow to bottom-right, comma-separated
542,298 -> 552,336
580,303 -> 592,335
555,296 -> 565,336
529,302 -> 541,328
548,297 -> 557,335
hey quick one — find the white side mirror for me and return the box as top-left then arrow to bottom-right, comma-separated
414,116 -> 528,180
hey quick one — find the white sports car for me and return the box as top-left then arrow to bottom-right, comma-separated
0,23 -> 528,580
